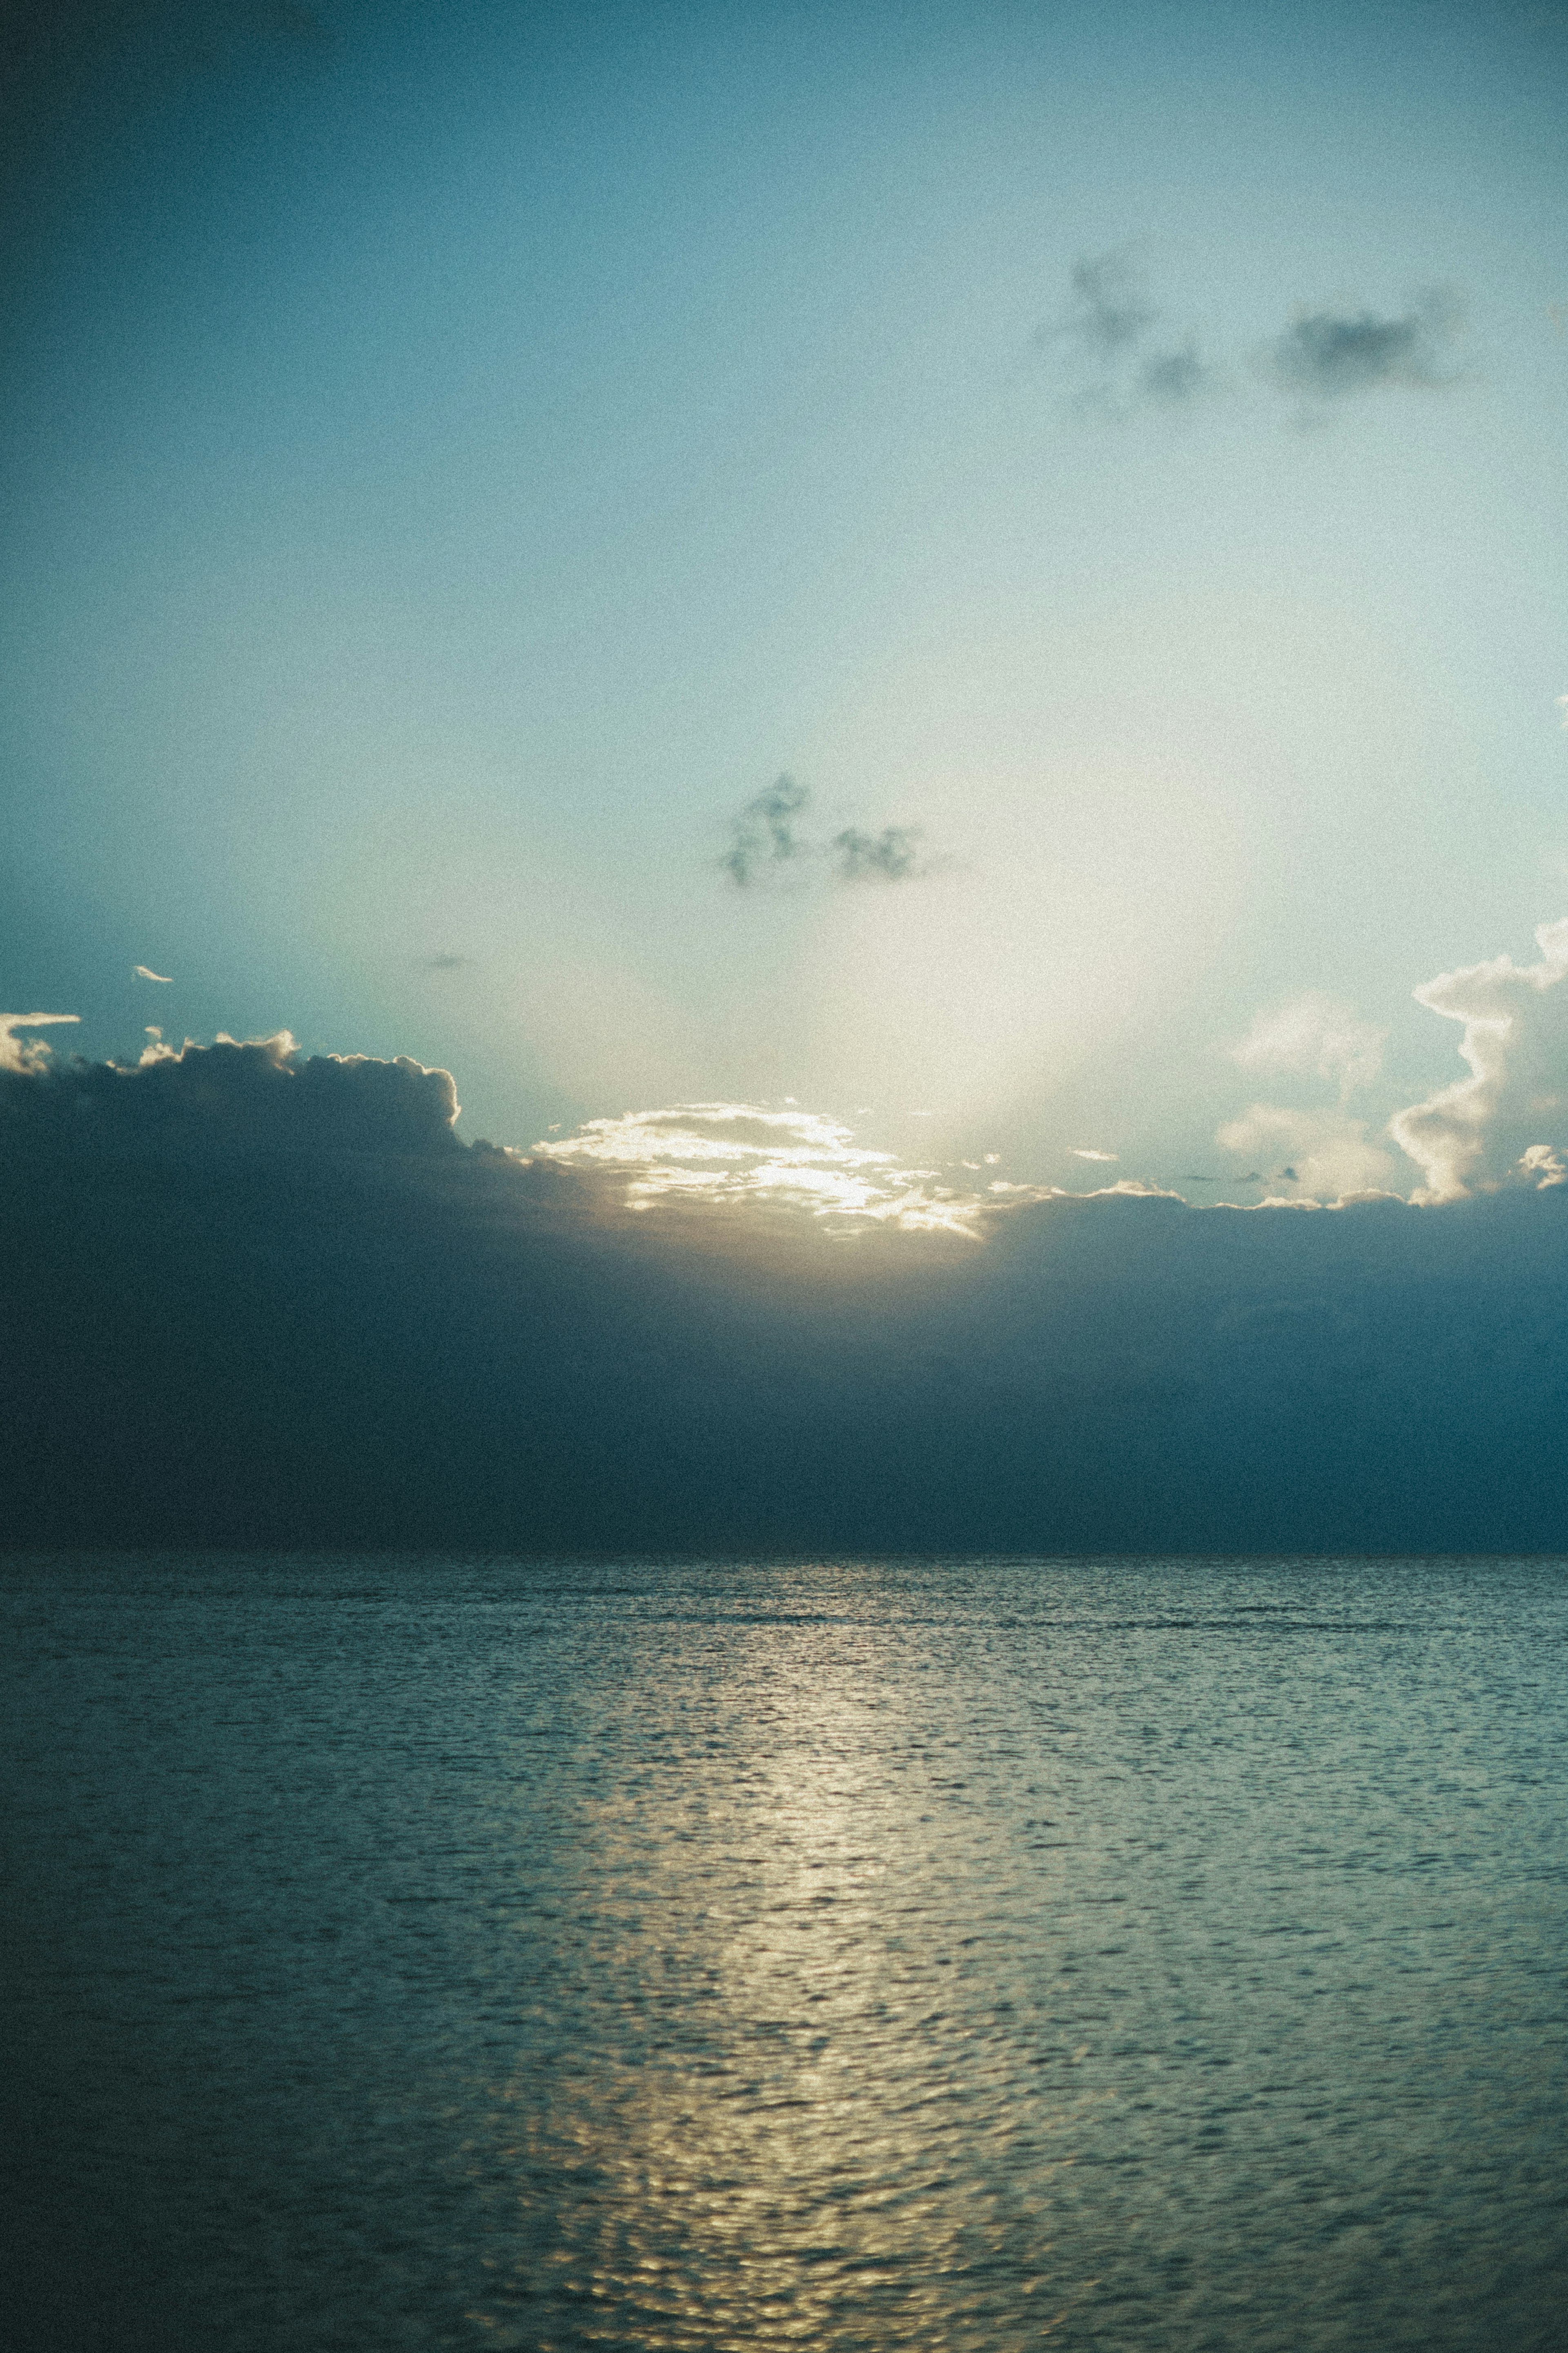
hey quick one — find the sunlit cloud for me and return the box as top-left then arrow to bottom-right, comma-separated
1218,1103 -> 1399,1203
1232,991 -> 1385,1099
1390,917 -> 1568,1201
0,1011 -> 80,1074
532,1102 -> 1052,1236
132,965 -> 174,983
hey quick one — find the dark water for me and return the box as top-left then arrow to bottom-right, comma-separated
4,1556 -> 1567,2352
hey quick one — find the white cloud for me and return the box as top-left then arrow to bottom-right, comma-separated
132,965 -> 174,983
532,1102 -> 1020,1236
1232,991 -> 1384,1098
1071,1147 -> 1118,1162
1216,1103 -> 1398,1202
0,1012 -> 79,1075
1390,918 -> 1568,1201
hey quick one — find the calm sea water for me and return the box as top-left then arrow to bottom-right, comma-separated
3,1554 -> 1567,2353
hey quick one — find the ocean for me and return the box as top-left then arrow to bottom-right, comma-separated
4,1553 -> 1566,2351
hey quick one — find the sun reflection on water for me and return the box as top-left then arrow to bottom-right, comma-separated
465,1608 -> 1105,2349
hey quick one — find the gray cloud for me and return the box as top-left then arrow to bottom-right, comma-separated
722,781 -> 934,888
832,826 -> 923,882
423,952 -> 471,971
721,775 -> 811,886
1138,340 -> 1213,406
1047,251 -> 1214,415
1063,249 -> 1155,357
7,1027 -> 1568,1555
1261,292 -> 1465,401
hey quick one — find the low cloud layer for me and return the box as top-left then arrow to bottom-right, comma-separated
5,1027 -> 1568,1554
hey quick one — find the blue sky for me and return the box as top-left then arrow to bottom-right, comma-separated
4,0 -> 1568,1199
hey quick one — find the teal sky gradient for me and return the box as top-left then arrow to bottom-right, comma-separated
4,0 -> 1567,1193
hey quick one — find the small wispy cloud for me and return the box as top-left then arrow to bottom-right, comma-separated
1062,249 -> 1155,357
133,964 -> 174,983
721,782 -> 937,890
722,776 -> 812,887
423,953 -> 471,971
1138,340 -> 1212,406
1071,1148 -> 1118,1162
1261,291 -> 1466,403
832,826 -> 924,882
1043,259 -> 1470,428
1232,992 -> 1385,1100
1045,249 -> 1215,415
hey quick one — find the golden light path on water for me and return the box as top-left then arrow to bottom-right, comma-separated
466,1586 -> 1111,2351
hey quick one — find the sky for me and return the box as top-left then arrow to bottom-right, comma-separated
4,0 -> 1567,1190
3,0 -> 1568,1549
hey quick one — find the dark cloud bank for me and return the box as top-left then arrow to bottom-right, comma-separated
4,1035 -> 1568,1556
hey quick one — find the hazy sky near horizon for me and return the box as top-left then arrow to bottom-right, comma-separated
5,0 -> 1568,1197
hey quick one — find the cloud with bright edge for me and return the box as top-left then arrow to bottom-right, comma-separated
133,965 -> 174,983
8,1022 -> 1568,1555
0,1012 -> 79,1074
1218,1104 -> 1399,1203
532,1103 -> 1052,1236
1390,918 -> 1568,1202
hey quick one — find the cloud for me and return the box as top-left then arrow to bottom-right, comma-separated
1390,918 -> 1568,1201
1217,1104 -> 1399,1202
831,826 -> 923,882
721,775 -> 811,886
132,965 -> 174,983
1137,340 -> 1213,406
9,1026 -> 1568,1555
0,1028 -> 462,1157
1046,251 -> 1214,414
1061,249 -> 1155,357
423,953 -> 471,970
1261,291 -> 1465,402
1071,1148 -> 1118,1162
721,781 -> 935,889
534,1102 -> 1023,1235
0,1012 -> 79,1075
1232,992 -> 1385,1099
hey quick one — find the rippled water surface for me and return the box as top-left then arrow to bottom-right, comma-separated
4,1554 -> 1568,2351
